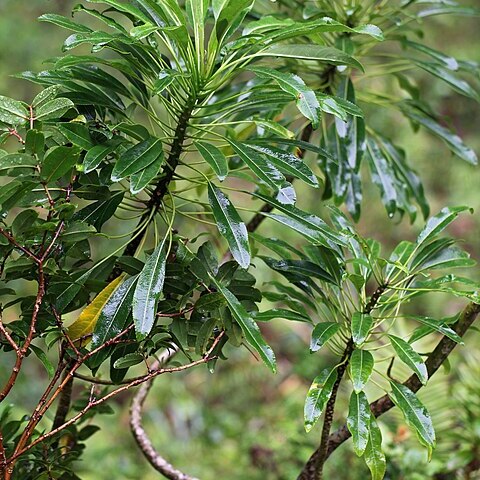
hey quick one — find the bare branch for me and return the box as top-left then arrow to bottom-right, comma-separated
129,347 -> 199,480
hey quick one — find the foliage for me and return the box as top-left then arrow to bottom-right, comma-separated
0,1 -> 478,479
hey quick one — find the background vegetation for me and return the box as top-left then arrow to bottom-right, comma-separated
0,1 -> 478,479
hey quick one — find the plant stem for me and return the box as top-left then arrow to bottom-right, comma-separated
297,284 -> 389,480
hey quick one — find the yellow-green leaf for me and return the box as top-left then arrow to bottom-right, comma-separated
68,276 -> 124,342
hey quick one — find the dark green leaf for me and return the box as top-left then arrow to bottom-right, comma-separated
0,95 -> 28,125
42,146 -> 80,182
211,277 -> 276,373
111,137 -> 163,182
208,183 -> 250,269
195,142 -> 228,181
35,98 -> 75,121
350,349 -> 374,393
310,322 -> 340,352
347,391 -> 371,457
130,153 -> 164,194
250,67 -> 321,128
389,381 -> 436,458
260,45 -> 364,71
253,308 -> 311,323
59,123 -> 94,150
389,334 -> 428,384
133,237 -> 168,339
352,312 -> 373,346
249,145 -> 319,188
304,367 -> 337,432
364,417 -> 386,480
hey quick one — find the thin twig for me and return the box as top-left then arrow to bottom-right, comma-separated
7,332 -> 224,465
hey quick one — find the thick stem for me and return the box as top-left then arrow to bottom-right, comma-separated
298,339 -> 354,480
120,103 -> 195,260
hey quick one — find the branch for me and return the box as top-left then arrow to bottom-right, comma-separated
6,333 -> 224,466
325,301 -> 480,458
129,347 -> 199,480
297,284 -> 388,480
0,265 -> 45,403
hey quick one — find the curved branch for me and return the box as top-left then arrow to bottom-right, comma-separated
129,347 -> 199,480
325,301 -> 480,458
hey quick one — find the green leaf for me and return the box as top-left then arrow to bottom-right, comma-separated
38,13 -> 92,33
415,245 -> 475,272
416,206 -> 471,248
130,153 -> 164,194
92,276 -> 137,349
133,237 -> 168,339
253,308 -> 311,323
84,144 -> 117,173
415,61 -> 479,101
317,94 -> 363,121
74,191 -> 124,230
194,292 -> 227,313
304,367 -> 337,432
409,316 -> 464,345
111,138 -> 163,182
388,335 -> 428,385
254,192 -> 346,248
211,277 -> 276,373
58,123 -> 93,150
32,85 -> 63,108
347,391 -> 372,457
25,130 -> 45,156
30,345 -> 55,378
260,45 -> 364,71
364,417 -> 386,480
262,257 -> 335,285
250,67 -> 321,128
0,95 -> 28,125
310,322 -> 340,352
208,183 -> 250,269
401,104 -> 477,165
61,221 -> 97,243
352,312 -> 373,346
389,381 -> 436,458
366,139 -> 397,217
113,352 -> 144,369
41,146 -> 80,182
248,145 -> 319,188
229,139 -> 291,203
350,349 -> 375,394
0,154 -> 37,170
195,142 -> 228,181
35,98 -> 75,121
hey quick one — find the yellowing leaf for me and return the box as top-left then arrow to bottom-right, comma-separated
68,276 -> 124,343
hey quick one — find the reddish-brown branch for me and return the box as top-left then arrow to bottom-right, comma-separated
0,314 -> 19,353
7,332 -> 224,466
7,128 -> 24,145
0,265 -> 45,403
0,229 -> 40,264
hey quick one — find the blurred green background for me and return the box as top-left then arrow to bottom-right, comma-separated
0,1 -> 479,479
